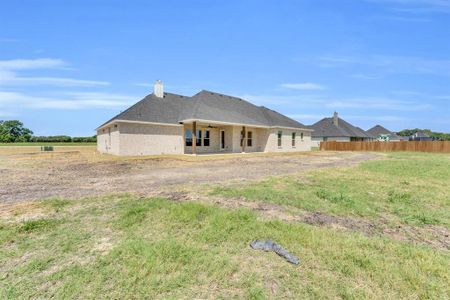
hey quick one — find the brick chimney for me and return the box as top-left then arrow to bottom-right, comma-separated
154,80 -> 164,98
333,111 -> 339,127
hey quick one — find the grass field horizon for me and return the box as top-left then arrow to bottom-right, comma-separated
0,142 -> 97,147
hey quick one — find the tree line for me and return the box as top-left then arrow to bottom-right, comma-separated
396,128 -> 450,141
0,120 -> 96,143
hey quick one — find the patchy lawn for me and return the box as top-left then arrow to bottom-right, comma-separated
1,195 -> 449,299
211,152 -> 450,228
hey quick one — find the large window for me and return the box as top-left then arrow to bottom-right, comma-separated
196,130 -> 202,146
185,129 -> 192,146
277,131 -> 282,147
292,132 -> 296,147
247,131 -> 253,147
203,130 -> 210,146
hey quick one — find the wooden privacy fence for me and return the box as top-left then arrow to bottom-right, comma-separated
320,141 -> 450,153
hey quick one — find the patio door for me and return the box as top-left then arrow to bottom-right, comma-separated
220,130 -> 225,150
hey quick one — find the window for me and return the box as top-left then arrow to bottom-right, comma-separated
220,130 -> 225,149
185,129 -> 192,146
277,131 -> 282,147
247,131 -> 253,147
323,137 -> 328,142
292,132 -> 296,147
301,132 -> 304,141
203,130 -> 210,146
196,130 -> 202,146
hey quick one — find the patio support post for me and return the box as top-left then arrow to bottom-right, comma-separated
192,121 -> 197,155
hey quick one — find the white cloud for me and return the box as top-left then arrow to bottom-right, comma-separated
244,92 -> 432,112
0,110 -> 17,118
0,91 -> 136,110
324,97 -> 432,111
0,77 -> 109,87
240,94 -> 324,106
0,38 -> 21,43
288,113 -> 410,124
0,58 -> 65,70
349,73 -> 383,80
0,58 -> 109,87
134,83 -> 154,87
318,54 -> 450,76
287,114 -> 327,121
280,82 -> 326,90
343,114 -> 410,122
366,0 -> 450,13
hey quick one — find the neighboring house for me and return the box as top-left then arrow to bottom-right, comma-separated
410,131 -> 433,141
309,112 -> 374,147
367,125 -> 405,141
97,81 -> 313,156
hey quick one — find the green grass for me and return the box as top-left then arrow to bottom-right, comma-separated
211,152 -> 450,227
1,195 -> 449,299
0,142 -> 96,146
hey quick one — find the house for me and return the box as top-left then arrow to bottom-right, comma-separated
96,81 -> 313,156
410,131 -> 433,141
309,112 -> 374,147
367,125 -> 405,141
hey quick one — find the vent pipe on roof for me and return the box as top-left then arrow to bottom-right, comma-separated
154,80 -> 164,98
333,111 -> 339,127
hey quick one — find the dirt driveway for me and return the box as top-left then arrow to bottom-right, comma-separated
0,148 -> 378,203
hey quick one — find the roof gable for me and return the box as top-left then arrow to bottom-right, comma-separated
367,125 -> 391,136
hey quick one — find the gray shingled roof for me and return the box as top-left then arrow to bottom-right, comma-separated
414,131 -> 429,138
99,90 -> 307,129
367,125 -> 391,136
367,125 -> 405,140
309,117 -> 373,138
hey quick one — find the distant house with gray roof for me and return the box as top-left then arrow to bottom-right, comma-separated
97,81 -> 313,156
367,125 -> 405,141
308,112 -> 374,147
410,131 -> 433,141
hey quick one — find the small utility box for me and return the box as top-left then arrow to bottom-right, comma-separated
41,146 -> 54,152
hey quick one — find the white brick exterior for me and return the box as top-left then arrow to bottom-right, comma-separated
97,121 -> 313,156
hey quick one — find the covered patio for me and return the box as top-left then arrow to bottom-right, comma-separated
182,120 -> 269,155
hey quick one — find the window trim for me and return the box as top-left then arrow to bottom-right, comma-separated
185,129 -> 193,147
277,131 -> 282,148
247,131 -> 253,147
196,129 -> 202,147
220,130 -> 225,150
203,130 -> 210,147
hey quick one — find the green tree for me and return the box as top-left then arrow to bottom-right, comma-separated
0,120 -> 34,143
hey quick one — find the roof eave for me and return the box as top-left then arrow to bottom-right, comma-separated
96,119 -> 183,131
180,118 -> 312,131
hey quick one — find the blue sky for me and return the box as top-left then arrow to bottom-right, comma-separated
1,0 -> 449,136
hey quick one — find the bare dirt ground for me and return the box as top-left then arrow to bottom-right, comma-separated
1,148 -> 448,250
0,147 -> 378,204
